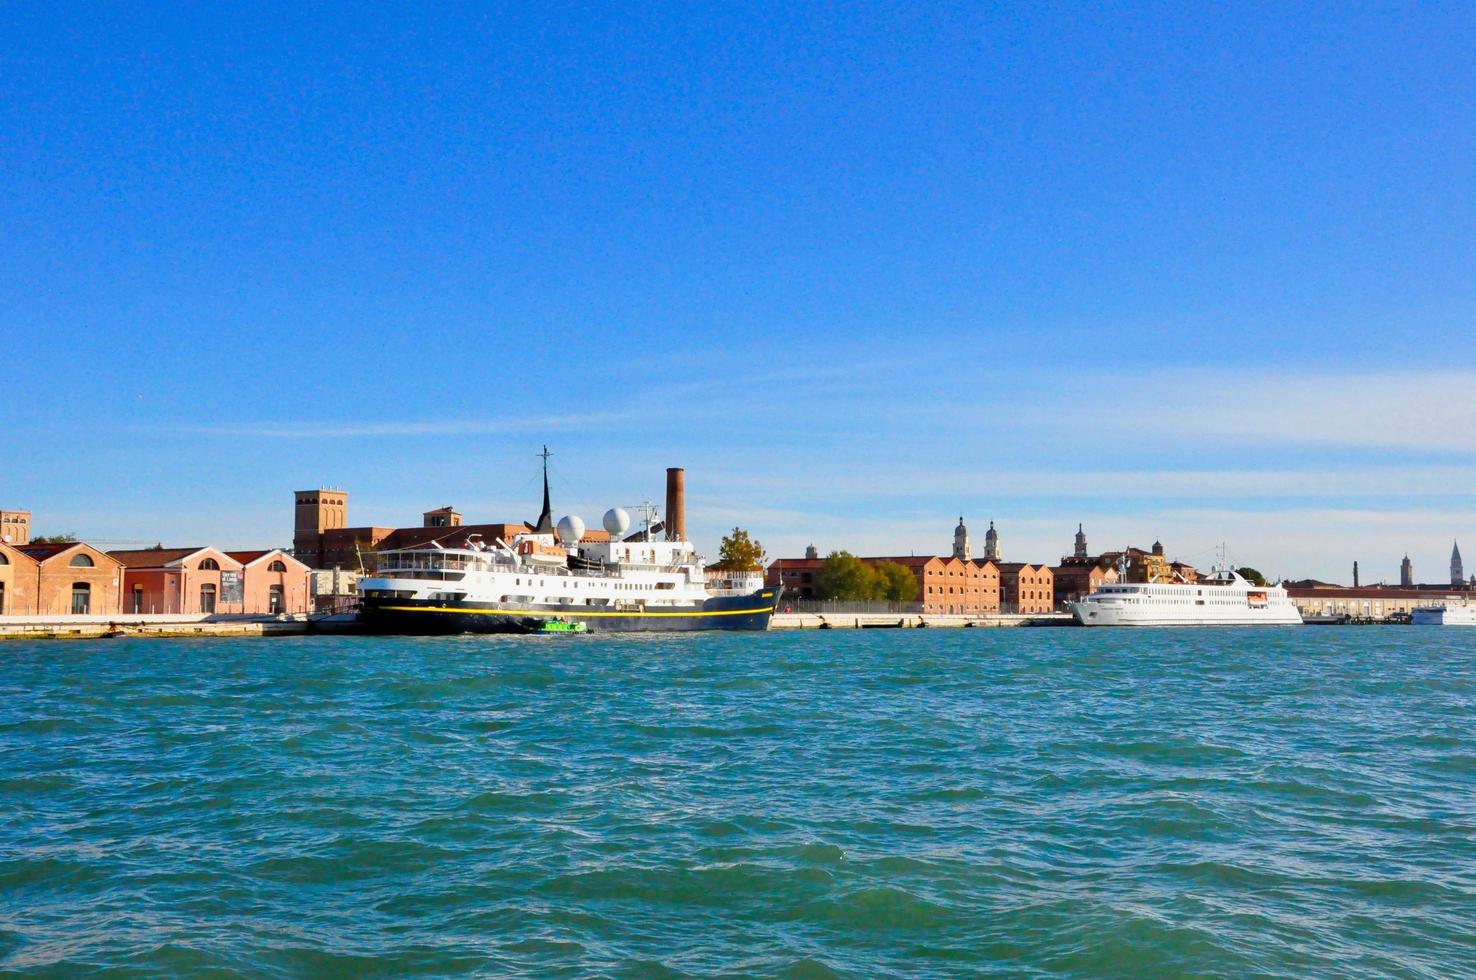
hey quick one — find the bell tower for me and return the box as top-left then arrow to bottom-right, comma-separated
1073,523 -> 1088,559
1453,541 -> 1465,588
0,509 -> 30,546
294,489 -> 347,564
952,516 -> 971,560
1400,555 -> 1413,587
983,521 -> 1000,561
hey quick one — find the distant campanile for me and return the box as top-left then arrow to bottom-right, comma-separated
1453,542 -> 1465,588
1401,555 -> 1413,587
1074,523 -> 1088,559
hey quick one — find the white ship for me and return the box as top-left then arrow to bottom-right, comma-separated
1070,558 -> 1302,627
1412,604 -> 1476,626
356,453 -> 779,634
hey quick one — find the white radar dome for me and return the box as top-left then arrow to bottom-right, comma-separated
602,507 -> 631,538
555,514 -> 586,546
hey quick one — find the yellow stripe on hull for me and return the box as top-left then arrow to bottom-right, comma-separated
379,605 -> 776,619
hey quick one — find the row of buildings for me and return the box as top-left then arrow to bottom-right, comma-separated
1,488 -> 613,618
1282,544 -> 1474,619
0,509 -> 311,617
765,518 -> 1146,615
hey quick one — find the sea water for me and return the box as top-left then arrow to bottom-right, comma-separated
2,628 -> 1473,976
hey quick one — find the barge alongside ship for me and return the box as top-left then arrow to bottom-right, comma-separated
357,455 -> 780,634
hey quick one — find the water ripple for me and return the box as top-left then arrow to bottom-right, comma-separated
2,628 -> 1475,975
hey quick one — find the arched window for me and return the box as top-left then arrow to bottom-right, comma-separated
0,552 -> 8,565
199,558 -> 220,570
69,553 -> 94,568
71,582 -> 91,614
268,560 -> 287,572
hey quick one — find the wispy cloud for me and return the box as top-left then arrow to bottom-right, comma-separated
169,410 -> 642,439
1090,368 -> 1476,452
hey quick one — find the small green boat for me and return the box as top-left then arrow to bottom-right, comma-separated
537,619 -> 588,634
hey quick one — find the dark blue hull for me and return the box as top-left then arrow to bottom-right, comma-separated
359,588 -> 781,635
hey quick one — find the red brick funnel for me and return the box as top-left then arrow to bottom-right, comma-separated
665,467 -> 686,542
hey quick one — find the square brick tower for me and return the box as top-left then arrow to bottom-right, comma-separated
0,510 -> 30,546
293,490 -> 347,567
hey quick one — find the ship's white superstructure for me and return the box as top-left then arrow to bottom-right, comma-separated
1412,604 -> 1476,626
1070,564 -> 1302,627
356,457 -> 778,633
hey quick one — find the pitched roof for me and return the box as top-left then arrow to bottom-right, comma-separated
107,547 -> 240,569
226,549 -> 307,568
226,550 -> 272,565
17,542 -> 83,559
997,562 -> 1050,573
18,541 -> 122,566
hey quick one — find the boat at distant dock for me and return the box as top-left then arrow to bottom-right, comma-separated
1412,605 -> 1476,626
1070,554 -> 1302,627
356,452 -> 779,635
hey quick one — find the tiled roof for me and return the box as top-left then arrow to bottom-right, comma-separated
226,550 -> 272,565
107,547 -> 243,569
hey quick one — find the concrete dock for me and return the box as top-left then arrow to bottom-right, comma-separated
0,613 -> 317,641
769,612 -> 1074,629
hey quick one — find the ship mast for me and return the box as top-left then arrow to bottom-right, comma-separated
534,445 -> 554,534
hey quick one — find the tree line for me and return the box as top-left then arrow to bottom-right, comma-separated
810,551 -> 919,602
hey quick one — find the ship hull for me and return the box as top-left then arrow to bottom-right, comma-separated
1069,600 -> 1303,627
359,588 -> 781,635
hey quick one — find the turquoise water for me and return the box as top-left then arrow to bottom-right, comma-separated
3,629 -> 1474,976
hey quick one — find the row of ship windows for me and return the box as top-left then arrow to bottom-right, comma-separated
509,579 -> 648,590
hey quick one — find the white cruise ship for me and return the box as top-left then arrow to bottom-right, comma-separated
1412,605 -> 1476,626
356,455 -> 779,635
1070,564 -> 1302,627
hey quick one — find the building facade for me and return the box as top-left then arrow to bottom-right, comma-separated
0,542 -> 38,615
1287,584 -> 1474,620
12,542 -> 124,616
109,547 -> 247,615
1051,558 -> 1119,603
227,549 -> 314,615
998,562 -> 1054,613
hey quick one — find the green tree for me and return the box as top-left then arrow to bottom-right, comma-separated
814,551 -> 884,601
1237,567 -> 1268,586
874,562 -> 919,602
714,527 -> 767,571
29,532 -> 78,545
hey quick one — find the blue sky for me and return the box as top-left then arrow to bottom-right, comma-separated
4,3 -> 1474,582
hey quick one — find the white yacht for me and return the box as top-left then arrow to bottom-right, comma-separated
356,453 -> 779,634
1412,604 -> 1476,626
1070,561 -> 1302,627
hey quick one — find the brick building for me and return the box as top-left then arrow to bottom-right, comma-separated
0,541 -> 37,615
109,547 -> 247,615
1051,558 -> 1118,603
998,562 -> 1054,613
290,488 -> 603,570
11,542 -> 124,616
226,549 -> 313,615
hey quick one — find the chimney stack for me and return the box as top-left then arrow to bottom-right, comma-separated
665,467 -> 686,542
1353,560 -> 1360,588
